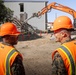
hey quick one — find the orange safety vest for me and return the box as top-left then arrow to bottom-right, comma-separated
52,40 -> 76,75
0,43 -> 22,75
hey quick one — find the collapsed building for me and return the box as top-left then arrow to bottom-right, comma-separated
11,17 -> 41,40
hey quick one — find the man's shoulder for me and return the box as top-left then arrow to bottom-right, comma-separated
52,51 -> 67,75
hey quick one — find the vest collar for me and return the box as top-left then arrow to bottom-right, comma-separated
2,42 -> 14,47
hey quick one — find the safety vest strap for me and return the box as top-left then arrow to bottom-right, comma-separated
5,48 -> 18,75
60,45 -> 75,75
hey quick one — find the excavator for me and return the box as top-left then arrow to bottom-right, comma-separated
27,2 -> 76,29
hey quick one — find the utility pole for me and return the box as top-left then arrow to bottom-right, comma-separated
55,13 -> 57,19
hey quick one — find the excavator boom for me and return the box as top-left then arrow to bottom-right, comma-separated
34,2 -> 76,29
37,2 -> 76,18
26,2 -> 76,28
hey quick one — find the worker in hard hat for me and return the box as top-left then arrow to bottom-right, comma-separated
51,16 -> 76,75
0,22 -> 25,75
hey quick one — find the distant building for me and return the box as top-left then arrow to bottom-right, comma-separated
47,22 -> 53,31
4,0 -> 48,30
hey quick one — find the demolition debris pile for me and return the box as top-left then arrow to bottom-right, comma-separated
12,17 -> 42,40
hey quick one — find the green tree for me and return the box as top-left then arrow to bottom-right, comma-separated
0,0 -> 13,24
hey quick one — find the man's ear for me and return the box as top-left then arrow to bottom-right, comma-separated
61,32 -> 67,37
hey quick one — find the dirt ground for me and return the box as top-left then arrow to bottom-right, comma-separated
15,33 -> 60,75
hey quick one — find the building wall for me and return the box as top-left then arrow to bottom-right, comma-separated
4,1 -> 48,30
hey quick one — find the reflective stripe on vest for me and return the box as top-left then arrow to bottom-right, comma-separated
59,45 -> 75,75
5,48 -> 17,75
